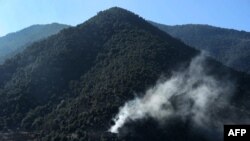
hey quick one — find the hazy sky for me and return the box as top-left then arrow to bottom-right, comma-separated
0,0 -> 250,37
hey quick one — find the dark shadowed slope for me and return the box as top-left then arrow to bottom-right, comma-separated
0,6 -> 197,131
0,23 -> 70,64
0,7 -> 249,141
151,22 -> 250,73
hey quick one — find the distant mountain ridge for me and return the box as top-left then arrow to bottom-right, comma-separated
0,23 -> 70,63
150,22 -> 250,73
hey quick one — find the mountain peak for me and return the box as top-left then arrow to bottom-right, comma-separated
75,6 -> 144,28
100,6 -> 133,15
104,6 -> 129,12
75,7 -> 182,47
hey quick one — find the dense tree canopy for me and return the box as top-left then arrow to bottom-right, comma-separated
0,23 -> 69,64
151,22 -> 250,73
0,7 -> 249,141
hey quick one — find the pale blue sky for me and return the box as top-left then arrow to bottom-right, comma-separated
0,0 -> 250,37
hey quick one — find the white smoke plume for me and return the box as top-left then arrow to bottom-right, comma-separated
109,54 -> 233,134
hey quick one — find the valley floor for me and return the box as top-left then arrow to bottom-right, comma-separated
0,131 -> 38,141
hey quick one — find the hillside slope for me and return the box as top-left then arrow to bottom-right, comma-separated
0,23 -> 69,63
151,22 -> 250,73
0,7 -> 249,141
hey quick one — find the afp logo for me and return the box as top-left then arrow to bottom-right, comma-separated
224,125 -> 250,141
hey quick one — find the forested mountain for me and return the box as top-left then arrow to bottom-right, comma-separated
151,22 -> 250,73
0,7 -> 250,141
0,23 -> 69,64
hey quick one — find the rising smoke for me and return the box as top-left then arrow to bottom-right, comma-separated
109,54 -> 234,134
